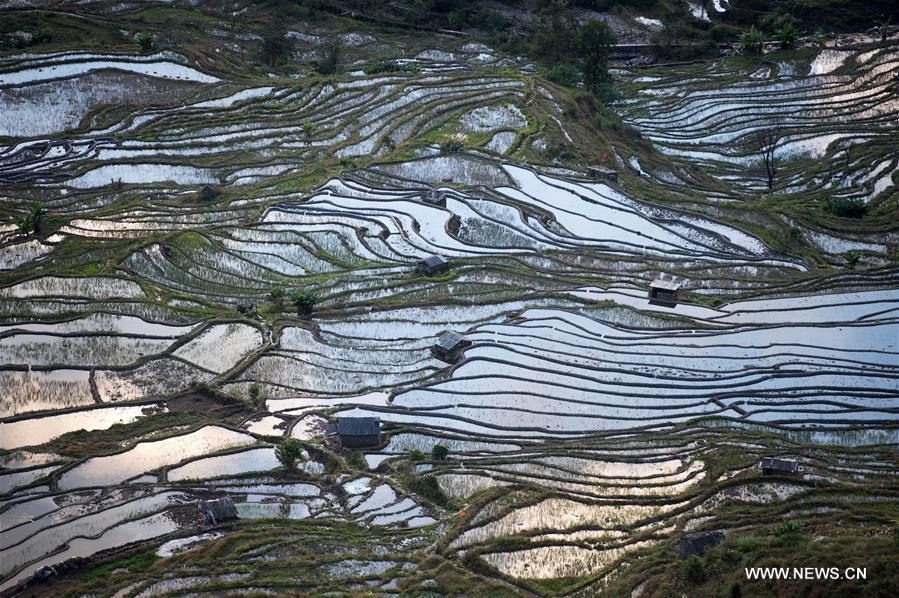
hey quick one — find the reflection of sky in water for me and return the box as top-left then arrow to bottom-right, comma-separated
168,447 -> 281,481
1,405 -> 153,450
58,426 -> 254,489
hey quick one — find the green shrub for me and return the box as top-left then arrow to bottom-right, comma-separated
739,27 -> 765,54
431,444 -> 449,461
200,185 -> 218,201
289,289 -> 319,315
844,250 -> 861,267
774,519 -> 801,536
733,534 -> 764,552
260,23 -> 293,67
315,40 -> 340,74
344,449 -> 365,469
31,27 -> 53,45
775,22 -> 799,50
236,303 -> 256,316
248,383 -> 262,407
439,133 -> 467,154
366,60 -> 418,74
409,475 -> 448,506
408,449 -> 425,461
683,555 -> 707,584
16,202 -> 47,235
275,438 -> 303,469
546,63 -> 580,87
823,197 -> 866,218
653,15 -> 719,61
136,32 -> 154,52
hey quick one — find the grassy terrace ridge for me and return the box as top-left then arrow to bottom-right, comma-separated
0,0 -> 898,597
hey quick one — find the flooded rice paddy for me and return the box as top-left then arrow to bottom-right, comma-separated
0,14 -> 897,596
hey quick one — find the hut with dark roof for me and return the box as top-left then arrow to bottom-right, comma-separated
416,255 -> 449,276
649,278 -> 681,305
760,457 -> 800,476
586,165 -> 618,182
432,330 -> 471,362
680,531 -> 724,557
337,416 -> 381,448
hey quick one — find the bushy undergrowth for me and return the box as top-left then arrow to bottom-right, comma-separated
366,60 -> 419,74
823,197 -> 867,218
408,474 -> 448,506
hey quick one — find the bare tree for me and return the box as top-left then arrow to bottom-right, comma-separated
755,128 -> 779,190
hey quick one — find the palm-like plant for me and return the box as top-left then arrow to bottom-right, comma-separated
17,202 -> 47,235
739,27 -> 765,55
774,23 -> 799,50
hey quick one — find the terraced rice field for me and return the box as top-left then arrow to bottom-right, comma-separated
0,3 -> 897,596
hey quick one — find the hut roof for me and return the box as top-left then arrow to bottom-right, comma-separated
760,457 -> 799,472
436,330 -> 467,351
420,255 -> 447,268
337,416 -> 381,437
650,278 -> 681,292
680,531 -> 724,557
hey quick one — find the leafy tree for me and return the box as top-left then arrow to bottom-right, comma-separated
546,63 -> 580,87
302,121 -> 315,137
275,438 -> 304,469
530,2 -> 575,65
408,449 -> 425,461
315,39 -> 340,74
739,27 -> 765,54
260,22 -> 294,67
577,19 -> 617,100
651,10 -> 719,62
136,32 -> 154,53
844,250 -> 861,268
289,289 -> 319,315
200,185 -> 218,201
248,383 -> 266,410
431,444 -> 449,461
17,202 -> 47,235
774,22 -> 799,50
